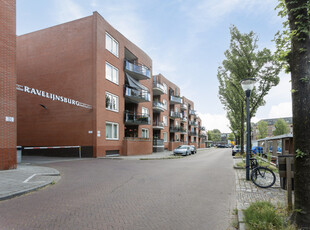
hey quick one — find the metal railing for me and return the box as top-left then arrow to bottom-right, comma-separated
188,121 -> 198,126
153,81 -> 166,92
124,111 -> 150,125
125,60 -> 151,79
181,103 -> 187,110
153,121 -> 164,128
170,111 -> 183,119
170,95 -> 183,104
124,86 -> 151,102
153,101 -> 165,110
189,110 -> 196,116
188,131 -> 198,136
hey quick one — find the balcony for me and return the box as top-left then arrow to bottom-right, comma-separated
124,111 -> 150,125
153,82 -> 166,95
180,127 -> 187,134
181,116 -> 187,123
199,133 -> 207,138
124,86 -> 150,103
170,126 -> 187,133
189,131 -> 198,136
170,111 -> 183,119
153,121 -> 164,130
199,126 -> 206,131
181,103 -> 187,110
189,110 -> 196,116
188,121 -> 198,127
124,60 -> 151,80
170,95 -> 183,104
153,101 -> 165,113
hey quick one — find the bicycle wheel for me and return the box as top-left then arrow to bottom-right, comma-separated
251,167 -> 276,188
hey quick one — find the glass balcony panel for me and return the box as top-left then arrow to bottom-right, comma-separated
125,60 -> 151,80
124,111 -> 150,125
124,86 -> 150,103
170,95 -> 183,104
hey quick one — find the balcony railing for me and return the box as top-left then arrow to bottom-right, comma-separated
153,139 -> 164,146
188,121 -> 198,126
170,111 -> 183,119
199,126 -> 206,131
189,110 -> 196,116
124,86 -> 150,103
189,131 -> 198,136
153,101 -> 165,112
153,81 -> 166,95
199,133 -> 207,138
181,103 -> 187,110
153,121 -> 164,129
170,95 -> 183,104
124,60 -> 151,80
169,126 -> 187,133
124,111 -> 150,125
181,116 -> 187,123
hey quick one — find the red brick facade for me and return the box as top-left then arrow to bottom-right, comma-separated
0,0 -> 17,170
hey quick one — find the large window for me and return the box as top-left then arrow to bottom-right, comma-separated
106,122 -> 119,140
163,83 -> 167,94
142,128 -> 149,138
106,33 -> 119,57
106,92 -> 119,112
106,62 -> 119,84
163,116 -> 167,126
163,132 -> 167,142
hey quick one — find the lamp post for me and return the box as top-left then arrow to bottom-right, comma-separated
241,78 -> 256,180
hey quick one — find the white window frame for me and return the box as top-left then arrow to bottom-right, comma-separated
163,132 -> 167,142
105,92 -> 119,112
105,32 -> 119,57
163,83 -> 167,94
142,107 -> 149,116
105,62 -> 119,85
163,116 -> 167,126
106,122 -> 119,140
142,128 -> 149,138
163,99 -> 167,110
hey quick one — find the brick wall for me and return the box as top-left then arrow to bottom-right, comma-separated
0,0 -> 17,170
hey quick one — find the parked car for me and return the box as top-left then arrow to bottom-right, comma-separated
232,145 -> 241,156
173,145 -> 191,156
190,145 -> 197,154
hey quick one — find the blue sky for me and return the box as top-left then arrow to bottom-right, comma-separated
17,0 -> 292,133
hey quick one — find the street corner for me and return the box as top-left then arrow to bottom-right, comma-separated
0,164 -> 61,201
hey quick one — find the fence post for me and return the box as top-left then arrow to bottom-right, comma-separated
79,146 -> 81,158
286,157 -> 293,211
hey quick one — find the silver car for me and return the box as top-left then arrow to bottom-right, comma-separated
173,145 -> 191,156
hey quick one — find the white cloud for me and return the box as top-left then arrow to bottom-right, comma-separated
268,102 -> 292,118
198,112 -> 231,133
54,0 -> 86,23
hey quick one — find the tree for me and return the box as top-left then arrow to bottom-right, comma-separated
207,129 -> 221,143
228,133 -> 235,142
257,120 -> 268,139
273,119 -> 289,136
218,25 -> 281,156
275,1 -> 310,226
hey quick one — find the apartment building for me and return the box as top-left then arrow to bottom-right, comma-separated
252,117 -> 293,140
152,75 -> 206,152
16,12 -> 206,158
17,12 -> 153,157
0,0 -> 17,170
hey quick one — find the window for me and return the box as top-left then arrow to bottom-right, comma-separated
185,136 -> 187,142
106,122 -> 119,140
142,107 -> 149,116
175,107 -> 178,113
163,116 -> 167,126
106,62 -> 119,84
163,99 -> 167,110
163,132 -> 167,142
106,92 -> 119,112
176,134 -> 179,141
106,33 -> 119,57
163,83 -> 167,94
142,128 -> 149,138
176,121 -> 179,127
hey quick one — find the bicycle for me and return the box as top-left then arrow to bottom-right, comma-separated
250,157 -> 276,188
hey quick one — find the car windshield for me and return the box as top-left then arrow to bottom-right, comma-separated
177,146 -> 188,149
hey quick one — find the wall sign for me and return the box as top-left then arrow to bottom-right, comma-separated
5,116 -> 14,122
17,84 -> 92,109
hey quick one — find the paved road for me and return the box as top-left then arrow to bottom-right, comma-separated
0,148 -> 235,230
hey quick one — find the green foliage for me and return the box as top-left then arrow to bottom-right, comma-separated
228,133 -> 235,141
218,25 -> 281,150
273,119 -> 289,136
296,148 -> 308,159
244,201 -> 283,230
207,129 -> 221,142
257,120 -> 268,139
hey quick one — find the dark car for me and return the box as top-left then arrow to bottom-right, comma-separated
190,145 -> 197,154
173,145 -> 191,156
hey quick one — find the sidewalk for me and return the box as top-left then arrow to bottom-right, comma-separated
0,164 -> 60,201
234,158 -> 287,229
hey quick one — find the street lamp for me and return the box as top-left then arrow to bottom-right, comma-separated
241,78 -> 256,180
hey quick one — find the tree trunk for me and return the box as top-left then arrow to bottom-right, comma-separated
285,0 -> 310,227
